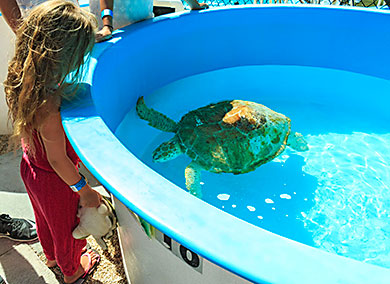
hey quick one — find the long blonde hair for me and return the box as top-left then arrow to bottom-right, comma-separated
4,0 -> 97,152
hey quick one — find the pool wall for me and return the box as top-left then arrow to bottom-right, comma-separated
61,6 -> 390,284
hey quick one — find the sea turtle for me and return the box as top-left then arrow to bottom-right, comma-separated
136,97 -> 308,198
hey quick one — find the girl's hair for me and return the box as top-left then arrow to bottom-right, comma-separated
4,0 -> 97,152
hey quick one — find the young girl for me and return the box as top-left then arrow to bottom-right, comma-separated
4,1 -> 102,283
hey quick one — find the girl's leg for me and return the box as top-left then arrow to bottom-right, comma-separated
41,175 -> 87,276
46,184 -> 100,284
33,211 -> 57,266
20,160 -> 56,263
20,161 -> 87,276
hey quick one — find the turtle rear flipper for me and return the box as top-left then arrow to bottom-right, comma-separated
136,97 -> 178,132
287,132 -> 309,151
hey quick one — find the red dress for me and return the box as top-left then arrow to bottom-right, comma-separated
20,130 -> 86,276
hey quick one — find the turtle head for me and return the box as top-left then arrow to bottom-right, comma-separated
152,137 -> 183,162
287,132 -> 309,152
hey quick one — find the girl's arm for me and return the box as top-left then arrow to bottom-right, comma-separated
100,0 -> 113,28
0,0 -> 22,33
95,0 -> 114,43
39,111 -> 101,207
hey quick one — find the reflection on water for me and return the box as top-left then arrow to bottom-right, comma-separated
115,65 -> 390,268
297,132 -> 390,268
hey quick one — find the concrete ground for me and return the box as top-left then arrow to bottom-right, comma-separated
0,150 -> 108,284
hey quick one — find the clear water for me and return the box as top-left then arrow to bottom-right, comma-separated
115,65 -> 390,268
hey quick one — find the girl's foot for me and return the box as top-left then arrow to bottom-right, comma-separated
45,244 -> 88,268
63,250 -> 100,284
46,259 -> 57,268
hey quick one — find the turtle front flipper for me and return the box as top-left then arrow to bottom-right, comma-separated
153,136 -> 184,162
136,96 -> 178,132
185,161 -> 203,198
287,132 -> 309,152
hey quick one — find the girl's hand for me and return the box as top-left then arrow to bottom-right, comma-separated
95,25 -> 113,43
197,3 -> 209,9
190,2 -> 209,10
78,184 -> 102,208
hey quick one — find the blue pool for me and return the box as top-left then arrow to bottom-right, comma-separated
62,6 -> 390,284
115,65 -> 390,267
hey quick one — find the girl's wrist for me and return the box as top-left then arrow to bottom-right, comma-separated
102,17 -> 113,27
101,9 -> 113,27
77,183 -> 92,196
69,174 -> 87,192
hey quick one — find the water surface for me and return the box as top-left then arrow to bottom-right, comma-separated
115,65 -> 390,268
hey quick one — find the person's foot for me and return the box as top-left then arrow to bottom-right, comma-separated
46,259 -> 57,268
46,244 -> 90,268
63,250 -> 100,284
0,214 -> 38,242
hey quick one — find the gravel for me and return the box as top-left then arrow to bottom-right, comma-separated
0,134 -> 11,155
38,233 -> 127,284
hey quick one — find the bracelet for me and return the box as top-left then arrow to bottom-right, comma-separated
101,9 -> 113,19
70,174 -> 87,192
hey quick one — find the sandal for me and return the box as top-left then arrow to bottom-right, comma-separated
47,243 -> 91,268
71,250 -> 101,284
81,243 -> 91,254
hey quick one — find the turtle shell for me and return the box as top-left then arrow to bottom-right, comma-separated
176,100 -> 291,174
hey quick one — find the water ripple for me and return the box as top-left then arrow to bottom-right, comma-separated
296,132 -> 390,268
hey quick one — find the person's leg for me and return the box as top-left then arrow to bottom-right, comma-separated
19,168 -> 90,269
31,210 -> 56,267
30,170 -> 87,276
20,159 -> 99,281
33,213 -> 56,266
46,182 -> 100,284
20,159 -> 56,262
